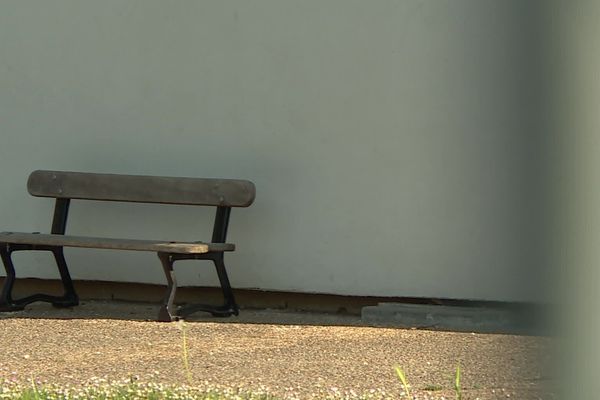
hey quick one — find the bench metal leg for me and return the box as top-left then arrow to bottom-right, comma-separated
157,252 -> 239,321
212,257 -> 239,316
158,252 -> 178,322
177,255 -> 239,319
0,244 -> 79,311
0,246 -> 23,311
49,248 -> 79,307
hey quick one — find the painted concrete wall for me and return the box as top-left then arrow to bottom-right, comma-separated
0,1 -> 547,302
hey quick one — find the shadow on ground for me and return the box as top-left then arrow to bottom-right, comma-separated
0,300 -> 364,326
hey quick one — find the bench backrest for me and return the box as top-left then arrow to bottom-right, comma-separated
27,170 -> 255,207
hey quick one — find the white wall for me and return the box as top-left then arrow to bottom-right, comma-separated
0,1 -> 548,302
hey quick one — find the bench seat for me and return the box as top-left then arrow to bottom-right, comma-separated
0,232 -> 234,254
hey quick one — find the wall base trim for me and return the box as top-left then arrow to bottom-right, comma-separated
1,277 -> 545,317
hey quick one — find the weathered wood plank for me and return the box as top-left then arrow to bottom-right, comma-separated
27,170 -> 256,207
0,232 -> 235,254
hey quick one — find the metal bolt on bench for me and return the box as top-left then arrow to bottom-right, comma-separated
0,170 -> 255,321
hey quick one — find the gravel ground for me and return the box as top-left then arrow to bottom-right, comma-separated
0,301 -> 555,399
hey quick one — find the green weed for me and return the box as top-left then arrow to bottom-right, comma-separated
393,366 -> 411,398
177,320 -> 193,386
455,364 -> 462,400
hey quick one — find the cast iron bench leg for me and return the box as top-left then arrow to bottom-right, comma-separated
157,252 -> 239,321
0,244 -> 79,311
49,248 -> 79,308
176,255 -> 239,319
0,245 -> 22,311
212,256 -> 239,316
158,252 -> 178,322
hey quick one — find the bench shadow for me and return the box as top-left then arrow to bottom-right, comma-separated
0,300 -> 365,327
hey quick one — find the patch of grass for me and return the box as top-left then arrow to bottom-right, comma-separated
0,380 -> 278,400
394,363 -> 463,399
422,384 -> 444,391
0,379 -> 403,400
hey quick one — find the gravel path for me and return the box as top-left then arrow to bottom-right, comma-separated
0,301 -> 555,399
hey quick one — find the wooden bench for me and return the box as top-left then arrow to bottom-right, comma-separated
0,170 -> 255,321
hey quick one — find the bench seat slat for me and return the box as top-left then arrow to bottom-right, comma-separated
0,232 -> 234,254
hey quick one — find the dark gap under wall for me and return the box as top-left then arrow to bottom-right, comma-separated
3,277 -> 546,316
